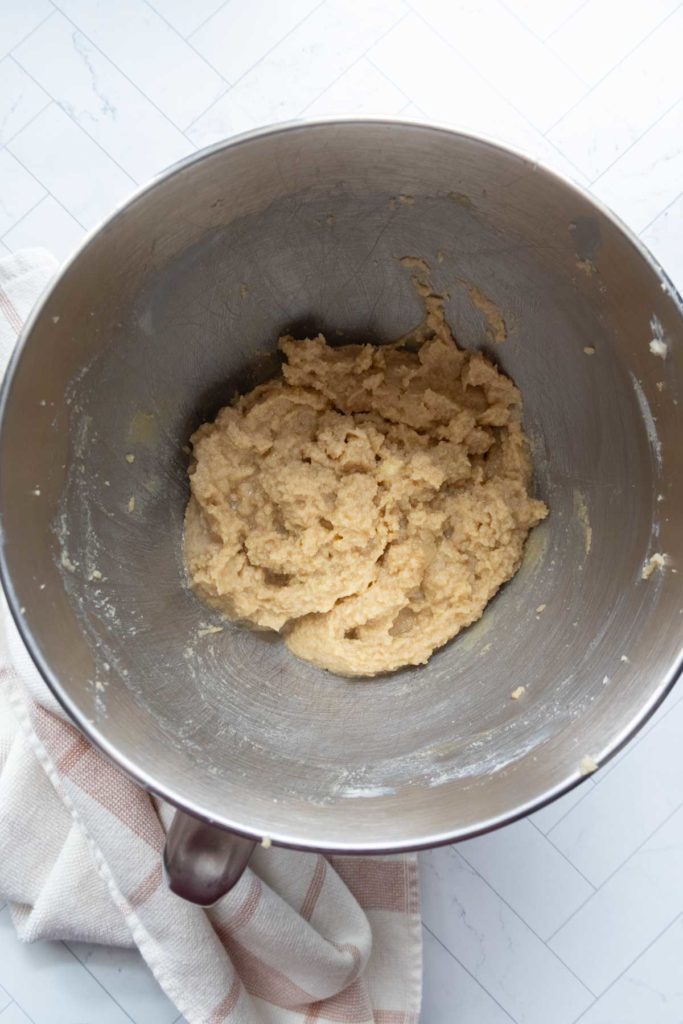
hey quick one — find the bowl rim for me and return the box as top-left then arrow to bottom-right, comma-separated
1,116 -> 682,853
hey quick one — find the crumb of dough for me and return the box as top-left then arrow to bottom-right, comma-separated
620,655 -> 629,663
583,346 -> 596,355
656,382 -> 664,392
464,283 -> 507,342
649,338 -> 667,359
197,624 -> 223,637
60,550 -> 76,573
89,569 -> 103,581
448,191 -> 474,209
641,552 -> 668,579
510,686 -> 526,700
573,490 -> 592,555
184,311 -> 547,677
536,603 -> 546,614
125,453 -> 135,463
261,836 -> 272,849
127,496 -> 135,513
399,194 -> 415,206
576,258 -> 596,276
579,755 -> 598,776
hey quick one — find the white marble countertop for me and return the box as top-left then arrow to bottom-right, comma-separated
0,1 -> 682,1021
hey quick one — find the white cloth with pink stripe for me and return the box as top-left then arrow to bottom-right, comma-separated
0,249 -> 422,1024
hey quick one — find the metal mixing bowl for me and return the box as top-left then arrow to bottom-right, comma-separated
1,121 -> 681,900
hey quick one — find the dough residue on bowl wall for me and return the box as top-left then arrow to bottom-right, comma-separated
184,263 -> 548,677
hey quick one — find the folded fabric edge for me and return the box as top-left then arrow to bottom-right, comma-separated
404,858 -> 424,1021
0,666 -> 197,1023
0,248 -> 59,282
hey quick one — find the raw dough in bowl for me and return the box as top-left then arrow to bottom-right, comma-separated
185,276 -> 547,677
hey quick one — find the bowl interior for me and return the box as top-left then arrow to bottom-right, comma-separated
1,122 -> 681,849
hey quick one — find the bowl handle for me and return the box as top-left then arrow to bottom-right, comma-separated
163,809 -> 256,905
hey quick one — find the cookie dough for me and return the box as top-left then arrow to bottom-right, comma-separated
184,303 -> 547,677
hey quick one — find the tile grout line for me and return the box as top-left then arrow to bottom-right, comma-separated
139,0 -> 232,84
570,911 -> 683,1018
63,942 -> 138,1024
422,921 -> 518,1024
545,796 -> 683,947
527,816 -> 597,890
543,0 -> 608,43
299,10 -> 414,117
402,0 -> 591,133
497,0 -> 546,42
30,6 -> 208,141
5,6 -> 56,58
298,49 -> 360,115
491,0 -> 597,87
180,11 -> 418,142
184,0 -> 232,39
543,2 -> 683,137
443,845 -> 595,998
179,88 -> 235,139
182,0 -> 329,133
0,191 -> 50,245
0,1000 -> 36,1024
2,135 -> 90,233
591,686 -> 683,783
588,92 -> 683,187
298,52 -> 383,116
510,0 -> 593,43
1,63 -> 51,143
537,779 -> 598,839
397,98 -> 428,118
0,155 -> 51,234
538,132 -> 591,181
366,52 -> 419,107
531,830 -> 599,928
638,188 -> 683,235
0,910 -> 37,1023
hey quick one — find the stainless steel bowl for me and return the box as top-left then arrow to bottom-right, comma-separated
1,121 -> 681,900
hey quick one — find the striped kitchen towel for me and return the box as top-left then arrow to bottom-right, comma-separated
0,249 -> 422,1024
